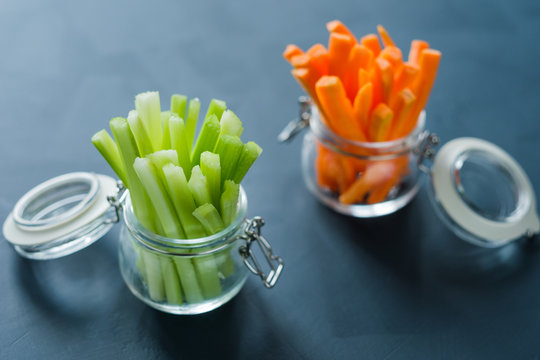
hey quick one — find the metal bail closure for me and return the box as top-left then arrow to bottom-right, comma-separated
429,137 -> 540,247
2,172 -> 123,260
239,217 -> 284,288
277,96 -> 312,142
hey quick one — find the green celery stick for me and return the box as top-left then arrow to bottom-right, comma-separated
140,249 -> 166,302
193,203 -> 225,234
127,110 -> 154,156
204,98 -> 227,121
169,115 -> 192,179
159,255 -> 184,305
220,110 -> 243,137
172,258 -> 204,304
215,134 -> 243,185
200,152 -> 221,209
170,94 -> 187,119
161,111 -> 172,149
147,150 -> 179,168
162,164 -> 206,238
91,129 -> 128,185
133,157 -> 185,239
232,141 -> 263,183
192,253 -> 222,299
185,98 -> 200,151
109,117 -> 165,301
191,114 -> 220,167
188,166 -> 211,207
220,180 -> 240,226
135,91 -> 162,151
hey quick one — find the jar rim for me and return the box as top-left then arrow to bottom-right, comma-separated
310,105 -> 426,158
122,186 -> 248,251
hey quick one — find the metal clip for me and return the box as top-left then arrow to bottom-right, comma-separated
239,217 -> 284,288
417,132 -> 440,173
106,181 -> 127,224
277,96 -> 312,142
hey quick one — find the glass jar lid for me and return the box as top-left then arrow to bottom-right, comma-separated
2,172 -> 120,259
428,137 -> 539,247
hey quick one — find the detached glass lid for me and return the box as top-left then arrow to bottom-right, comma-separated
2,172 -> 121,260
427,137 -> 539,248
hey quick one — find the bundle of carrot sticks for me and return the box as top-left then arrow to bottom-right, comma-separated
283,21 -> 441,205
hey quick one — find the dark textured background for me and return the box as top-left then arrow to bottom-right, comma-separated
1,0 -> 539,359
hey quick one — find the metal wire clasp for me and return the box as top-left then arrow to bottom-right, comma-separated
239,217 -> 284,288
416,132 -> 440,173
277,96 -> 312,142
106,181 -> 127,224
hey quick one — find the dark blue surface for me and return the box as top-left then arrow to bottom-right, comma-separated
1,0 -> 540,358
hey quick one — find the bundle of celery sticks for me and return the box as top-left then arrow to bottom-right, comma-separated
92,91 -> 261,304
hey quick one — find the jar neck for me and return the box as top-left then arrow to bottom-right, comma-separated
122,187 -> 248,255
310,105 -> 426,160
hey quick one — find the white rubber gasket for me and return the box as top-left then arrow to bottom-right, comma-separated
432,137 -> 539,244
3,173 -> 117,247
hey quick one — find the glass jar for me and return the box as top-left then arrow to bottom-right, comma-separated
3,173 -> 283,315
300,103 -> 427,217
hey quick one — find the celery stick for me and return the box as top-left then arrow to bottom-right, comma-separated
193,203 -> 225,234
133,157 -> 185,238
193,254 -> 222,299
170,94 -> 187,119
191,114 -> 220,166
220,180 -> 240,226
169,115 -> 192,179
91,129 -> 128,185
127,110 -> 154,156
220,110 -> 244,137
172,258 -> 204,304
147,150 -> 179,168
135,91 -> 162,151
215,134 -> 243,185
161,111 -> 172,149
185,98 -> 200,151
232,141 -> 263,183
215,249 -> 235,278
204,98 -> 227,121
140,249 -> 166,302
162,164 -> 206,238
188,166 -> 211,207
159,255 -> 184,305
200,152 -> 221,209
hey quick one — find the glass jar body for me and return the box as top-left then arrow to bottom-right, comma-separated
118,193 -> 249,315
301,106 -> 426,217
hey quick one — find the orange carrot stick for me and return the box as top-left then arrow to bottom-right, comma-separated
380,46 -> 403,71
339,161 -> 395,204
389,89 -> 416,139
406,49 -> 441,135
377,25 -> 396,48
283,44 -> 304,62
315,76 -> 367,141
326,20 -> 358,43
290,54 -> 311,68
344,44 -> 374,100
316,144 -> 339,191
328,33 -> 355,84
358,68 -> 370,89
361,34 -> 382,57
366,157 -> 407,204
369,103 -> 393,141
375,57 -> 393,104
392,62 -> 419,96
408,40 -> 429,65
306,43 -> 330,76
353,82 -> 373,134
291,68 -> 326,119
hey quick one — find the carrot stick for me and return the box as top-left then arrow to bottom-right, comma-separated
283,44 -> 304,62
406,49 -> 441,135
339,161 -> 395,204
358,68 -> 370,89
389,89 -> 416,139
315,76 -> 367,141
361,34 -> 382,57
306,43 -> 330,76
408,40 -> 429,65
392,62 -> 419,96
366,157 -> 407,204
290,54 -> 311,68
380,46 -> 403,71
345,45 -> 374,100
316,144 -> 339,191
369,103 -> 393,142
353,82 -> 373,134
291,68 -> 326,119
374,57 -> 393,104
328,33 -> 355,84
326,20 -> 358,43
377,25 -> 396,48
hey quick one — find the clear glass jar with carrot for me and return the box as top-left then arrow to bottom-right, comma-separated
283,21 -> 441,217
